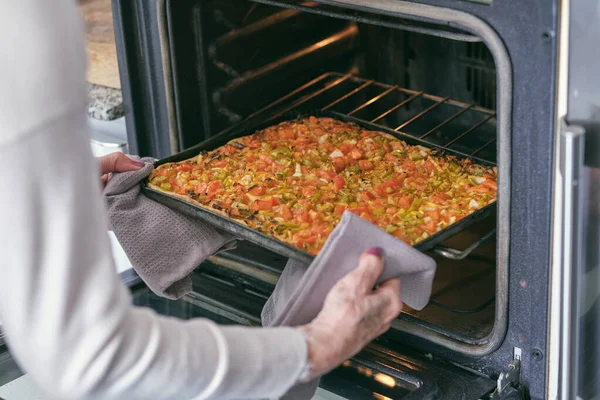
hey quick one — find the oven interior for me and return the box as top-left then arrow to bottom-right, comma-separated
163,0 -> 501,354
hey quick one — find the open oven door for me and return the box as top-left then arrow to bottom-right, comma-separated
548,0 -> 600,399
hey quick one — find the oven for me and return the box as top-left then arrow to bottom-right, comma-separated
107,0 -> 600,399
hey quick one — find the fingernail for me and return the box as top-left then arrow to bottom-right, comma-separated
366,247 -> 383,258
132,160 -> 145,167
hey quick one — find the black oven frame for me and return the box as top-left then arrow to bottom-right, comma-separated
111,1 -> 557,398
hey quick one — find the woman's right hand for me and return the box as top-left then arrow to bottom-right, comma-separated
298,247 -> 402,381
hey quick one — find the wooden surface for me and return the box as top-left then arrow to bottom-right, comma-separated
80,0 -> 121,89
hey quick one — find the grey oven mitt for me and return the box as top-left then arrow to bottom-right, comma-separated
261,211 -> 437,400
103,157 -> 236,299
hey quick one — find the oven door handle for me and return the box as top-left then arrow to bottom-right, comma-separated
556,120 -> 586,400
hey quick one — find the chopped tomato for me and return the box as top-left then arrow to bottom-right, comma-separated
176,164 -> 192,172
279,129 -> 296,140
255,197 -> 275,211
363,191 -> 377,201
213,160 -> 228,168
294,210 -> 310,223
429,193 -> 449,204
332,157 -> 347,173
207,181 -> 222,194
349,148 -> 364,160
194,182 -> 207,194
358,160 -> 374,171
249,185 -> 266,196
318,170 -> 336,181
333,176 -> 345,191
397,196 -> 413,209
302,186 -> 318,197
386,207 -> 398,215
279,204 -> 293,221
334,205 -> 346,215
321,192 -> 336,202
240,194 -> 251,204
230,208 -> 241,217
340,143 -> 356,154
424,219 -> 437,233
483,180 -> 497,191
350,207 -> 369,216
425,208 -> 441,221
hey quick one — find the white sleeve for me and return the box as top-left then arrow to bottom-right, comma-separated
0,1 -> 307,399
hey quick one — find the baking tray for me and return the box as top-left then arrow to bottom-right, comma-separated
143,110 -> 497,264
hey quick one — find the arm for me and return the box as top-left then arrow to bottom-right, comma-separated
0,1 -> 306,399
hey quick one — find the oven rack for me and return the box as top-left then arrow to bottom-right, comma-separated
226,72 -> 498,265
246,72 -> 498,162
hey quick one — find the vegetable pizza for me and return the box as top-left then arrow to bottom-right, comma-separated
148,116 -> 497,255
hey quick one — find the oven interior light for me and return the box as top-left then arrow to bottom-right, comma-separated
374,373 -> 396,388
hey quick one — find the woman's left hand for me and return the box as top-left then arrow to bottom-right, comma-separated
98,152 -> 145,186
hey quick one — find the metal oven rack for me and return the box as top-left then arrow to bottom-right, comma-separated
211,72 -> 498,322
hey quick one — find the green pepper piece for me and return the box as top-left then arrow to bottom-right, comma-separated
409,152 -> 424,161
408,198 -> 423,212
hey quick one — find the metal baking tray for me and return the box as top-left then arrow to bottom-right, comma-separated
143,110 -> 496,264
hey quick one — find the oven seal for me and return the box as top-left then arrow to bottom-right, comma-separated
154,0 -> 512,357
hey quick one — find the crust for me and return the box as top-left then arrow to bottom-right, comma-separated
146,182 -> 254,228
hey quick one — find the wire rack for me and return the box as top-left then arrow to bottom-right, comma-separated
246,72 -> 498,163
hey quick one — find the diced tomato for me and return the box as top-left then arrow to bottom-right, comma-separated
249,185 -> 266,196
318,170 -> 336,181
398,196 -> 413,209
309,210 -> 320,221
350,207 -> 369,216
332,157 -> 347,173
361,131 -> 378,138
349,148 -> 364,160
424,219 -> 437,233
384,153 -> 397,162
429,192 -> 449,204
358,160 -> 374,171
279,204 -> 293,221
213,160 -> 228,168
176,164 -> 192,172
230,208 -> 241,217
207,181 -> 222,194
334,205 -> 346,215
386,207 -> 398,215
321,192 -> 336,202
425,208 -> 441,221
255,197 -> 275,211
340,143 -> 356,155
294,210 -> 310,223
483,180 -> 497,191
360,190 -> 377,201
333,176 -> 345,191
302,186 -> 318,197
279,129 -> 296,140
240,194 -> 251,204
194,182 -> 208,194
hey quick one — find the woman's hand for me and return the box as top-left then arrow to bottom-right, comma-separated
298,247 -> 402,381
98,152 -> 145,186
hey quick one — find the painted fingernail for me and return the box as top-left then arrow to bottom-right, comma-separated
132,160 -> 145,167
366,247 -> 383,258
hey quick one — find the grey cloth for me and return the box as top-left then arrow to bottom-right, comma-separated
103,157 -> 236,299
262,211 -> 437,399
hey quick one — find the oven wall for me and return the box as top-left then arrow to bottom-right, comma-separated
112,1 -> 558,398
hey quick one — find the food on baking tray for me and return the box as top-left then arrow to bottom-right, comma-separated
148,116 -> 497,255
